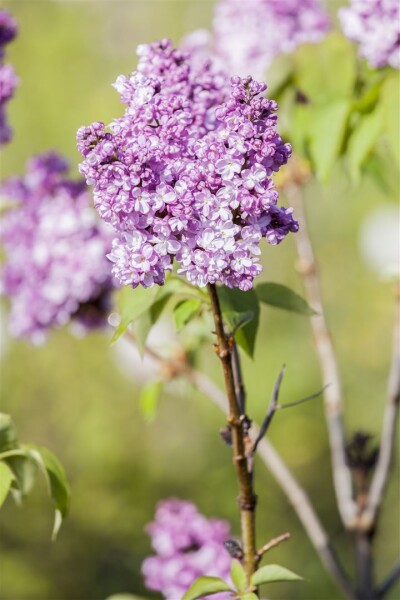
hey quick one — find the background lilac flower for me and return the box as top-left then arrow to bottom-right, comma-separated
0,9 -> 18,145
142,499 -> 232,600
182,0 -> 330,80
1,152 -> 114,344
339,0 -> 400,69
78,40 -> 297,292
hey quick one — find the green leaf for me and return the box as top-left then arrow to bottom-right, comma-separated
347,105 -> 384,184
351,77 -> 384,114
309,99 -> 351,181
182,576 -> 233,600
294,34 -> 356,104
138,381 -> 163,422
173,299 -> 202,331
230,559 -> 247,591
362,153 -> 394,193
0,461 -> 14,507
133,290 -> 173,356
218,287 -> 260,358
256,283 -> 315,316
112,286 -> 159,342
290,102 -> 311,158
28,445 -> 70,539
265,54 -> 294,98
240,594 -> 259,600
4,454 -> 38,496
0,413 -> 18,453
381,71 -> 400,164
251,564 -> 303,586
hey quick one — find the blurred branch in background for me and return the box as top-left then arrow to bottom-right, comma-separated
286,177 -> 358,530
362,286 -> 400,530
284,166 -> 400,600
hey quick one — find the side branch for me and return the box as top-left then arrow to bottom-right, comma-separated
257,532 -> 291,558
286,181 -> 357,529
361,286 -> 400,531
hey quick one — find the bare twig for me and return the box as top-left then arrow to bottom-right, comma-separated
252,365 -> 286,454
361,287 -> 400,532
252,372 -> 326,455
280,385 -> 327,410
257,532 -> 291,558
121,329 -> 355,599
376,560 -> 400,599
286,181 -> 358,529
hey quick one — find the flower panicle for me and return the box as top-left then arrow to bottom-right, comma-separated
77,39 -> 298,293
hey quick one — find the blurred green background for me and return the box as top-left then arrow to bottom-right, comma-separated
0,1 -> 399,599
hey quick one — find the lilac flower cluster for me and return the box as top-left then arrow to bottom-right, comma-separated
0,9 -> 18,145
142,499 -> 232,600
77,40 -> 297,292
183,0 -> 330,80
1,152 -> 113,344
339,0 -> 400,69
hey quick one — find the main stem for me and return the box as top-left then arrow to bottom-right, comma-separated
207,283 -> 258,584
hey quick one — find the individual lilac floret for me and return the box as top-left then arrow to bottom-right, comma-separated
77,40 -> 297,292
0,9 -> 18,145
1,152 -> 114,344
183,0 -> 330,80
142,499 -> 232,600
339,0 -> 400,69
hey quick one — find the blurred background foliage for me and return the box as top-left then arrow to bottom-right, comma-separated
0,1 -> 398,599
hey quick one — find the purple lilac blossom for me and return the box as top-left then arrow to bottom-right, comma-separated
1,152 -> 114,344
77,39 -> 297,292
0,9 -> 18,145
182,0 -> 330,80
142,499 -> 232,600
339,0 -> 400,69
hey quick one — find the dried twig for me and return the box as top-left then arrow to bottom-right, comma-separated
251,365 -> 286,454
252,368 -> 326,455
286,181 -> 358,529
280,385 -> 328,410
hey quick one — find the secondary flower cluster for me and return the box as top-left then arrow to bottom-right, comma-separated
183,0 -> 330,80
339,0 -> 400,69
77,40 -> 297,292
142,499 -> 232,600
0,9 -> 18,145
1,152 -> 113,344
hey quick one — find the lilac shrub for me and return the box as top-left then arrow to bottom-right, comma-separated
339,0 -> 400,69
0,9 -> 18,144
142,499 -> 232,600
1,152 -> 113,344
77,40 -> 297,292
183,0 -> 330,80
